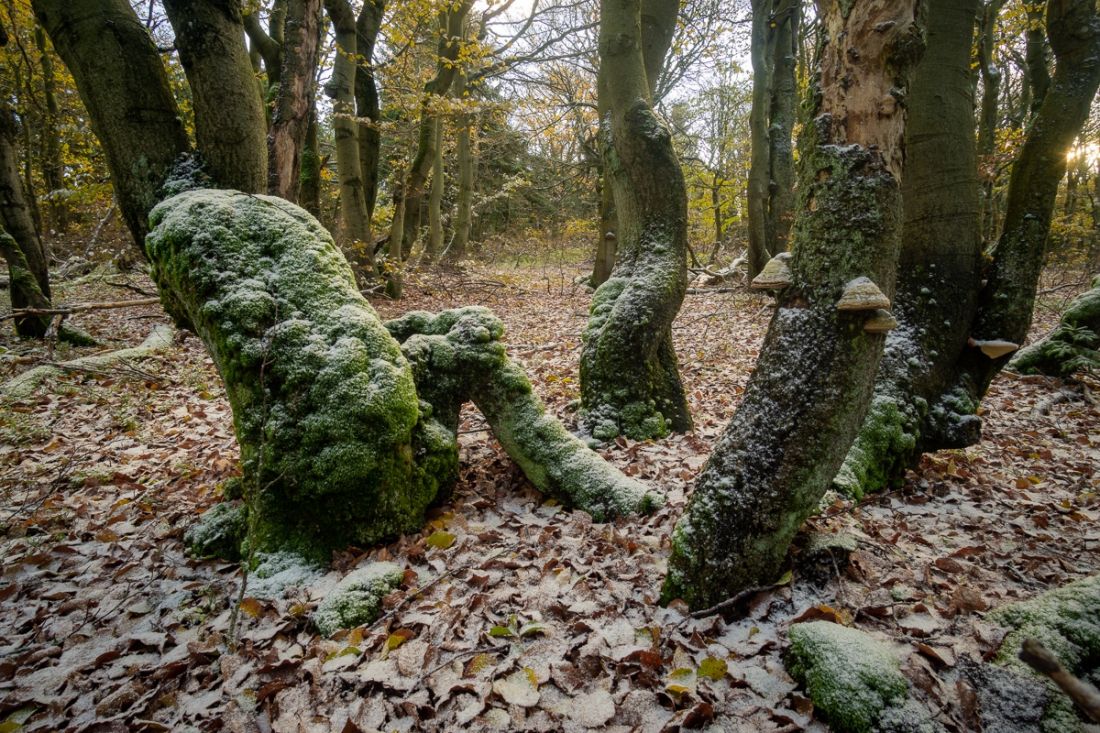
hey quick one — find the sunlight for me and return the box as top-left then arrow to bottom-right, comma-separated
1067,141 -> 1100,167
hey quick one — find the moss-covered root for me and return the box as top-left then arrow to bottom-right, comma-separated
313,562 -> 403,637
145,190 -> 458,561
1010,276 -> 1100,378
786,622 -> 913,733
833,393 -> 921,500
986,574 -> 1100,732
387,307 -> 662,520
184,501 -> 246,560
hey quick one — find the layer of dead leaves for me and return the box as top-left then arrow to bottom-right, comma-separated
0,264 -> 1097,732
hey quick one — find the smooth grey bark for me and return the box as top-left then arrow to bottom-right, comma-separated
663,0 -> 923,608
34,26 -> 66,233
580,0 -> 691,441
32,0 -> 190,245
977,0 -> 1006,245
426,117 -> 444,262
448,71 -> 476,261
355,0 -> 385,222
163,0 -> 268,194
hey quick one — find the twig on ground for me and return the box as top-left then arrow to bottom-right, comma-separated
1019,638 -> 1100,722
2,297 -> 160,321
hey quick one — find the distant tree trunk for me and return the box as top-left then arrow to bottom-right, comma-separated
34,26 -> 66,233
977,0 -> 1005,245
580,0 -> 691,441
747,0 -> 799,279
267,0 -> 323,202
299,109 -> 322,217
1025,2 -> 1051,119
426,117 -> 444,262
838,0 -> 1100,499
662,0 -> 923,608
324,0 -> 373,267
386,0 -> 472,297
163,0 -> 268,194
449,72 -> 476,262
32,0 -> 190,246
355,0 -> 385,223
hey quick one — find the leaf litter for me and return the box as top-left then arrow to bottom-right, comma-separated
0,264 -> 1097,731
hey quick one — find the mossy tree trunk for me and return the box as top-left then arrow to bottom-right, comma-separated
1010,275 -> 1100,377
323,0 -> 373,266
837,0 -> 1100,500
0,103 -> 51,332
746,0 -> 800,279
386,1 -> 473,297
163,0 -> 268,194
662,0 -> 923,609
31,0 -> 190,246
579,0 -> 692,442
34,26 -> 66,233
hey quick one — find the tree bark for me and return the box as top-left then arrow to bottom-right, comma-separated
1025,2 -> 1051,120
579,0 -> 691,441
426,116 -> 444,262
838,0 -> 1100,499
0,104 -> 50,309
977,0 -> 1006,245
662,0 -> 923,608
323,0 -> 373,266
32,0 -> 190,246
34,26 -> 66,233
163,0 -> 268,194
299,107 -> 322,217
747,0 -> 799,279
0,225 -> 50,338
267,0 -> 323,202
449,72 -> 476,262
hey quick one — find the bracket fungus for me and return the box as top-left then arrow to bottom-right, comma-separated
863,309 -> 898,333
751,252 -> 794,290
836,277 -> 891,312
968,337 -> 1020,359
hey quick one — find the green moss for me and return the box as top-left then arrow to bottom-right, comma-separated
146,190 -> 458,561
834,395 -> 918,499
184,501 -> 246,560
989,575 -> 1100,732
787,622 -> 908,733
313,562 -> 403,636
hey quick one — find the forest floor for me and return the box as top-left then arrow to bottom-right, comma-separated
0,262 -> 1097,732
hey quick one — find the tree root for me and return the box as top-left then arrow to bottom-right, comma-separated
1,324 -> 173,399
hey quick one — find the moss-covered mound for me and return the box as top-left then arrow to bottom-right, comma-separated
989,574 -> 1100,732
1011,276 -> 1100,377
313,562 -> 404,637
147,190 -> 457,560
786,621 -> 909,733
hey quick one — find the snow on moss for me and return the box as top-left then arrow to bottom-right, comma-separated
387,306 -> 662,519
146,189 -> 457,559
248,551 -> 323,599
313,562 -> 403,637
989,574 -> 1100,732
184,501 -> 246,560
786,621 -> 909,733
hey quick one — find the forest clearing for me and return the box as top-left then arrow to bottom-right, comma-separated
2,0 -> 1100,730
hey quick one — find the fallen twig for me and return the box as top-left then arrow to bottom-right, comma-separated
2,297 -> 161,321
1019,638 -> 1100,722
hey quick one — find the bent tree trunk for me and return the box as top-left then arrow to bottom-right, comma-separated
837,0 -> 1100,499
147,189 -> 658,560
662,0 -> 923,609
32,0 -> 190,246
580,0 -> 691,441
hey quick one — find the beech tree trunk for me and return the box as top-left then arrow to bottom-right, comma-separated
34,26 -> 66,233
32,0 -> 190,246
747,0 -> 800,279
838,0 -> 1100,499
426,117 -> 444,262
448,70 -> 475,262
266,0 -> 324,202
355,0 -> 385,223
163,0 -> 268,194
662,0 -> 923,609
579,0 -> 691,441
323,0 -> 373,266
